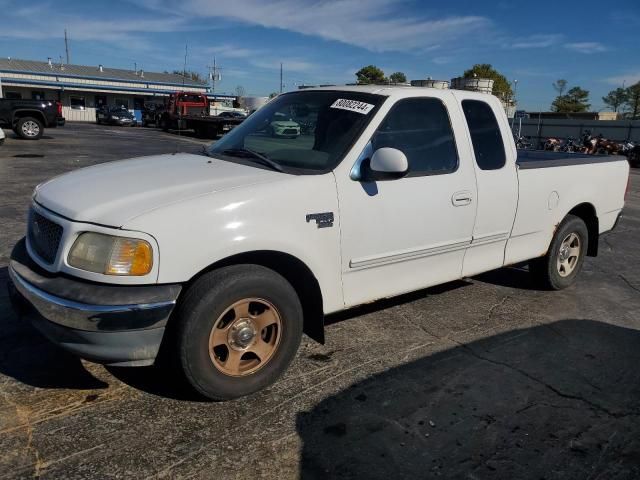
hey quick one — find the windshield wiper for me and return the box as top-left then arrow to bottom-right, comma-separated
201,145 -> 213,157
221,148 -> 284,172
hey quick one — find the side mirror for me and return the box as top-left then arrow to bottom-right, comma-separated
361,147 -> 409,181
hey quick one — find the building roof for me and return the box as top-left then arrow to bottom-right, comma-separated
0,57 -> 207,87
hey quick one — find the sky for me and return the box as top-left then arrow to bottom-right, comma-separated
0,0 -> 638,111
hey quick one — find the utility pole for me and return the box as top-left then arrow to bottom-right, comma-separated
510,79 -> 518,130
207,57 -> 222,115
280,63 -> 283,94
64,29 -> 70,64
182,44 -> 188,86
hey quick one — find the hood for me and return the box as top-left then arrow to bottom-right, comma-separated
271,120 -> 299,127
35,153 -> 281,227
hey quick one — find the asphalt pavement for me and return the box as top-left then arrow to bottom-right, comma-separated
1,123 -> 639,479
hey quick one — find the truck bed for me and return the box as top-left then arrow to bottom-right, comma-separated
516,150 -> 626,169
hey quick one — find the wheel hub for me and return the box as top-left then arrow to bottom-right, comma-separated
209,298 -> 283,377
228,319 -> 256,350
559,246 -> 570,261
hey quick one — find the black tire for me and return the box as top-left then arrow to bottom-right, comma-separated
529,214 -> 588,290
176,265 -> 303,400
16,117 -> 43,140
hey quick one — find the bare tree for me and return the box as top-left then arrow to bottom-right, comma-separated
236,85 -> 246,97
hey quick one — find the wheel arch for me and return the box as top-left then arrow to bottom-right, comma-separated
12,110 -> 46,126
180,250 -> 325,344
566,202 -> 599,257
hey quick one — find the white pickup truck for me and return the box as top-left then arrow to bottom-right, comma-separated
9,86 -> 629,400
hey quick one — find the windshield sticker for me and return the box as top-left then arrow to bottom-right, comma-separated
330,99 -> 375,115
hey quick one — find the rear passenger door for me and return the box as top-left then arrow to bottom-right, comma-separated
457,96 -> 518,277
336,95 -> 478,307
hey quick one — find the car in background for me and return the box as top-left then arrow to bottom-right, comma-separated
0,128 -> 5,145
270,118 -> 301,138
219,111 -> 247,120
96,107 -> 137,126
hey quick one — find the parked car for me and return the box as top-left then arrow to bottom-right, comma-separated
96,107 -> 137,126
0,98 -> 65,140
219,111 -> 247,120
269,117 -> 301,138
8,86 -> 629,401
0,128 -> 5,145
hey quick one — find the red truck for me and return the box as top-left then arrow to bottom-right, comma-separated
156,92 -> 243,138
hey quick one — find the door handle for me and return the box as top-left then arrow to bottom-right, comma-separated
452,191 -> 473,207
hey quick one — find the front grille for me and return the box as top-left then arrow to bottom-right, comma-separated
282,129 -> 298,135
27,209 -> 63,264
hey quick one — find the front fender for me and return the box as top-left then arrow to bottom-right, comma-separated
123,173 -> 344,313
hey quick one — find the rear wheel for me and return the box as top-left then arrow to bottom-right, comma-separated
16,117 -> 43,140
529,215 -> 588,290
176,265 -> 303,400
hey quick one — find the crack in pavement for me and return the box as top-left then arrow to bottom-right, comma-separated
0,389 -> 43,478
408,302 -> 640,421
618,274 -> 640,294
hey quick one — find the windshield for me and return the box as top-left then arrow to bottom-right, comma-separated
208,90 -> 385,174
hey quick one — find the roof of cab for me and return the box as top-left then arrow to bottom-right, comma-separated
293,84 -> 500,102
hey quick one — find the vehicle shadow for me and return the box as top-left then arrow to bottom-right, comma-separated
473,264 -> 546,291
0,268 -> 108,390
325,280 -> 471,326
105,364 -> 207,402
296,319 -> 640,479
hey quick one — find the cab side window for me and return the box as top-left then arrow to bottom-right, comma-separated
461,100 -> 506,170
372,98 -> 458,176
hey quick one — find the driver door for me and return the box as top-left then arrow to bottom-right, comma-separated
335,95 -> 478,307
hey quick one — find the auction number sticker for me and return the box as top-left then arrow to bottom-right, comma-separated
330,99 -> 375,115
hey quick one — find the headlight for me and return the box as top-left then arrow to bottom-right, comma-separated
68,232 -> 153,276
112,116 -> 120,120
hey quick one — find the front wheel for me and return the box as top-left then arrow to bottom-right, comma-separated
529,214 -> 588,290
176,265 -> 303,400
16,117 -> 43,140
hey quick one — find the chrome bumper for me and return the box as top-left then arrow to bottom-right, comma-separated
9,266 -> 176,332
8,238 -> 181,366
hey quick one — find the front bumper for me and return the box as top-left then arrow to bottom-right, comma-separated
8,239 -> 181,366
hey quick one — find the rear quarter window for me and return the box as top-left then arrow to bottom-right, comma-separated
462,100 -> 506,170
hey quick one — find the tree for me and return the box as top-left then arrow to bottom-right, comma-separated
389,72 -> 407,84
356,65 -> 386,85
236,85 -> 246,97
172,69 -> 205,83
552,79 -> 568,97
269,92 -> 279,99
463,64 -> 513,101
625,82 -> 640,119
602,87 -> 629,113
551,86 -> 591,113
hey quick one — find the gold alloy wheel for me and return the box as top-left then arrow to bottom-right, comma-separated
556,232 -> 581,277
208,298 -> 282,377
